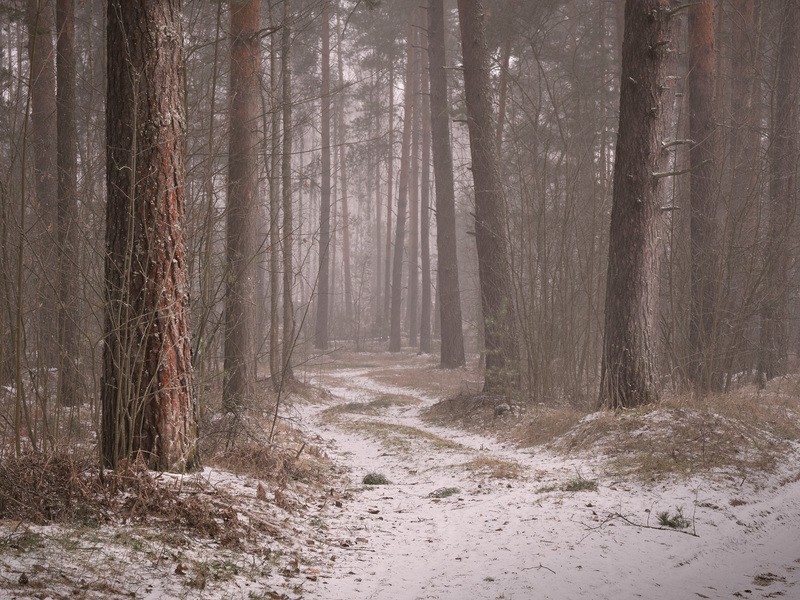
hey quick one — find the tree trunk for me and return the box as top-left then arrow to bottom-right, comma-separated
721,0 -> 760,388
419,30 -> 432,355
389,16 -> 417,352
281,0 -> 295,382
758,0 -> 798,384
27,0 -> 58,369
406,39 -> 420,347
104,0 -> 199,472
336,13 -> 353,327
688,0 -> 717,393
598,0 -> 676,409
373,66 -> 383,337
315,0 -> 332,350
268,0 -> 281,388
457,0 -> 519,393
382,60 -> 394,340
224,0 -> 260,411
56,0 -> 80,406
428,0 -> 465,368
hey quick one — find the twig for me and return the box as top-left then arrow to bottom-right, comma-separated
610,512 -> 700,537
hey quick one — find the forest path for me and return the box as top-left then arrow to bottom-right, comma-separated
297,353 -> 800,600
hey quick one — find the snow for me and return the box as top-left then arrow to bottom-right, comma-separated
296,365 -> 800,600
2,358 -> 799,599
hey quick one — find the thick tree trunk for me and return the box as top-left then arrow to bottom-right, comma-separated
688,0 -> 717,393
758,0 -> 798,384
389,17 -> 416,352
281,0 -> 295,382
428,0 -> 465,368
56,0 -> 80,406
27,0 -> 58,368
224,0 -> 260,411
315,0 -> 332,350
457,0 -> 519,393
598,0 -> 676,409
104,0 -> 199,472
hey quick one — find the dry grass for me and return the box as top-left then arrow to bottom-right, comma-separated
462,455 -> 523,480
552,406 -> 790,480
369,365 -> 481,399
320,393 -> 421,422
509,405 -> 589,447
424,392 -> 588,449
342,420 -> 466,452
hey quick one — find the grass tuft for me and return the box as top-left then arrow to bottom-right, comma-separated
428,487 -> 460,498
362,472 -> 390,485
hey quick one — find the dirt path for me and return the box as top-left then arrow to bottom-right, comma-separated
298,357 -> 800,600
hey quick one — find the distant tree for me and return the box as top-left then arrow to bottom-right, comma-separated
406,30 -> 420,348
27,0 -> 58,368
224,0 -> 260,411
315,0 -> 332,350
104,0 -> 199,471
336,12 -> 354,327
758,0 -> 798,384
687,0 -> 717,393
599,0 -> 676,408
382,60 -> 395,340
281,0 -> 296,382
389,15 -> 416,352
56,0 -> 80,405
268,0 -> 281,388
457,0 -> 519,393
427,0 -> 465,368
419,23 -> 432,355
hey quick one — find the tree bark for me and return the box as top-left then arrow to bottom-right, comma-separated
457,0 -> 519,393
419,30 -> 432,355
336,12 -> 353,327
428,0 -> 465,368
224,0 -> 260,411
281,0 -> 295,382
382,60 -> 394,340
27,0 -> 58,368
599,0 -> 676,409
688,0 -> 717,393
758,0 -> 798,384
406,37 -> 420,347
56,0 -> 80,406
104,0 -> 199,471
389,16 -> 416,352
267,0 -> 281,388
315,0 -> 332,350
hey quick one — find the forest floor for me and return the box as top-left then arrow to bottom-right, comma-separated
2,350 -> 800,599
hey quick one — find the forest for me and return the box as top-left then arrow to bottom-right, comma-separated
1,0 -> 799,598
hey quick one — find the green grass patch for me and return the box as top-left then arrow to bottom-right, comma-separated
537,476 -> 597,493
562,476 -> 597,492
657,507 -> 691,529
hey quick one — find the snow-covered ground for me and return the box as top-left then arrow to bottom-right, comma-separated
298,364 -> 800,600
2,357 -> 798,599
